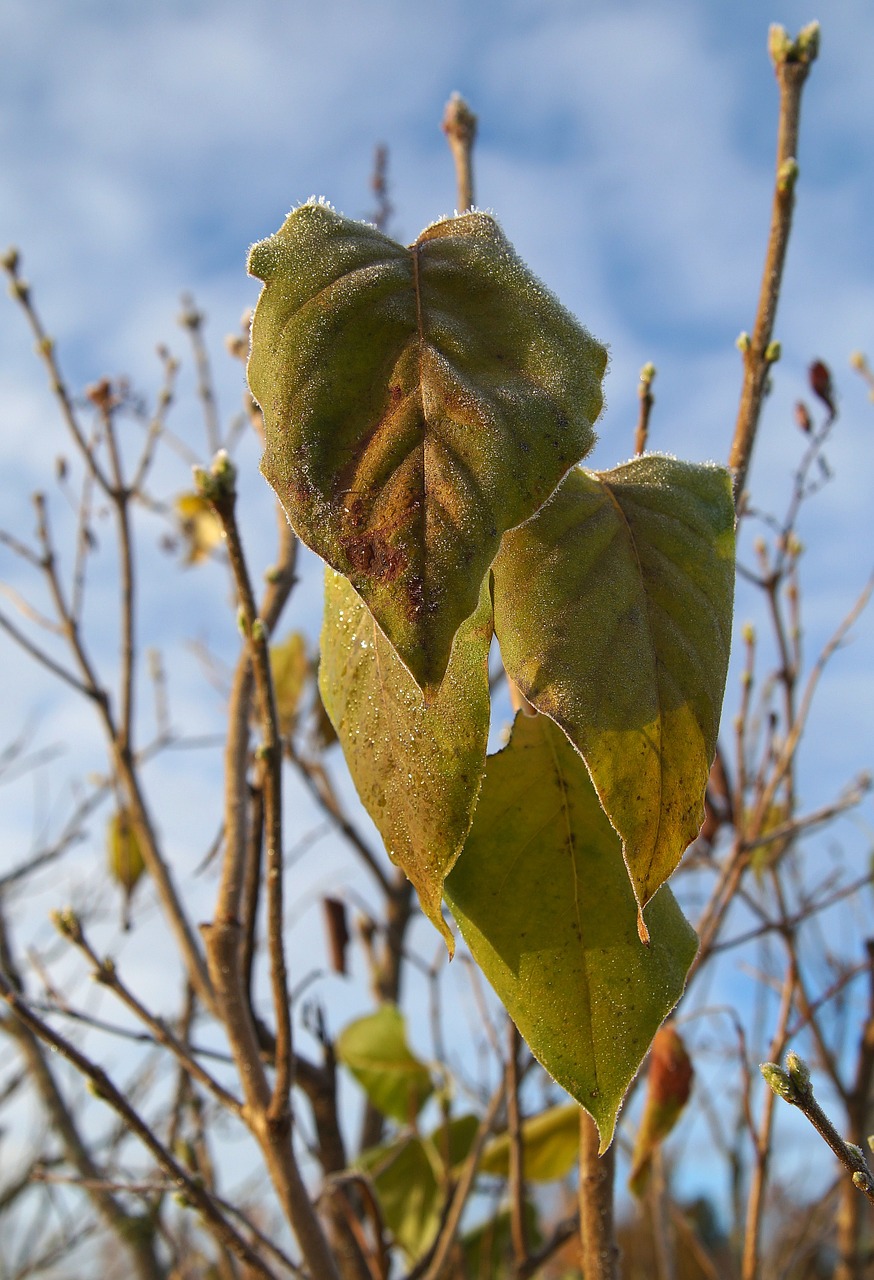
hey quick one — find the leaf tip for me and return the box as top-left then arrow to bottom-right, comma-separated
637,909 -> 651,947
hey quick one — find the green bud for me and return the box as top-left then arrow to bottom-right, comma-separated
736,332 -> 751,354
768,25 -> 792,65
777,160 -> 798,196
51,907 -> 83,942
785,1052 -> 811,1097
741,622 -> 756,645
760,1062 -> 796,1102
852,1170 -> 871,1192
639,362 -> 656,386
796,22 -> 820,62
1,246 -> 20,274
210,448 -> 236,487
251,619 -> 266,643
236,607 -> 248,637
765,340 -> 782,363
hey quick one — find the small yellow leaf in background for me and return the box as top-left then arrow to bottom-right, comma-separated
107,808 -> 147,930
174,492 -> 224,565
269,631 -> 310,737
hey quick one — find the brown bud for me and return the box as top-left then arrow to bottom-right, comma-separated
794,400 -> 812,434
808,360 -> 835,415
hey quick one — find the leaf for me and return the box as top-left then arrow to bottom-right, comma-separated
479,1103 -> 580,1182
310,677 -> 338,751
445,714 -> 698,1150
319,568 -> 492,952
358,1114 -> 478,1261
628,1023 -> 694,1197
107,808 -> 147,931
269,631 -> 310,737
336,1005 -> 432,1124
461,1203 -> 540,1276
248,200 -> 607,691
174,492 -> 223,565
107,808 -> 146,894
492,456 -> 735,913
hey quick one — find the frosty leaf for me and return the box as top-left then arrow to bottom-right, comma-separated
492,456 -> 734,912
248,201 -> 606,690
445,714 -> 698,1150
319,568 -> 491,951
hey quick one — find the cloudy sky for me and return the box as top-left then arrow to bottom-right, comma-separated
3,0 -> 872,842
2,0 -> 874,1226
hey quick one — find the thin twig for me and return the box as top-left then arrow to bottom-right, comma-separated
442,93 -> 477,212
578,1110 -> 618,1280
634,363 -> 656,456
54,911 -> 243,1115
506,1021 -> 528,1272
729,23 -> 819,505
761,1052 -> 874,1204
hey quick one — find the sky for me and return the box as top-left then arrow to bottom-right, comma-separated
2,0 -> 874,1250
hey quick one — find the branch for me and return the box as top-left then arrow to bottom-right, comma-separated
729,23 -> 819,505
761,1053 -> 874,1204
578,1111 -> 619,1280
0,969 -> 281,1279
442,93 -> 477,212
197,453 -> 341,1280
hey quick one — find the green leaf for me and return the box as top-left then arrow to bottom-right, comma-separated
360,1135 -> 438,1260
269,631 -> 310,737
461,1203 -> 540,1276
479,1103 -> 580,1182
319,568 -> 492,952
358,1114 -> 479,1261
107,808 -> 146,895
248,200 -> 606,690
335,1005 -> 432,1124
492,456 -> 734,912
445,714 -> 698,1150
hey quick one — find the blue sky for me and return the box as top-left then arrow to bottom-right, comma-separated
2,0 -> 874,1232
3,0 -> 872,835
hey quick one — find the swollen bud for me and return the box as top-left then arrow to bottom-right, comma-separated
768,25 -> 792,65
785,1051 -> 812,1098
794,401 -> 812,434
760,1061 -> 796,1102
809,359 -> 835,415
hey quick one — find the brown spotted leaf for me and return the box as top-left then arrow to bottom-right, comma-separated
248,201 -> 606,691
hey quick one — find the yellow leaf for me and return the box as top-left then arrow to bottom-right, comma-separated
174,492 -> 223,565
